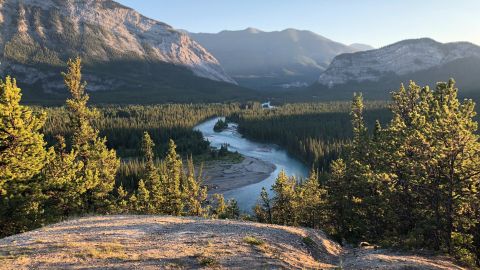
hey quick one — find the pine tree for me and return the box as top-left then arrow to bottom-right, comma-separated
327,93 -> 388,243
133,180 -> 150,213
43,136 -> 84,219
63,58 -> 119,212
0,76 -> 50,236
0,76 -> 49,195
210,193 -> 226,218
379,80 -> 480,258
254,187 -> 272,223
112,185 -> 129,214
297,169 -> 327,229
328,79 -> 480,265
162,139 -> 183,215
224,199 -> 240,219
423,80 -> 480,256
184,156 -> 207,216
140,132 -> 161,213
326,158 -> 349,240
384,81 -> 427,242
350,93 -> 368,159
271,170 -> 297,225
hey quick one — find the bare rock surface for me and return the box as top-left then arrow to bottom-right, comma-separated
0,215 -> 465,269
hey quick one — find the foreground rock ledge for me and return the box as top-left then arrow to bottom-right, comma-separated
0,215 -> 464,269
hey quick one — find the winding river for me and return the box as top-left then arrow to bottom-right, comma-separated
194,117 -> 309,212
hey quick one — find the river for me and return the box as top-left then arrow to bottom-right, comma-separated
194,117 -> 309,212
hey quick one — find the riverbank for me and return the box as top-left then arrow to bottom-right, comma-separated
202,156 -> 276,194
194,117 -> 308,210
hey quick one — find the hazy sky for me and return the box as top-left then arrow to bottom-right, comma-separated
116,0 -> 480,48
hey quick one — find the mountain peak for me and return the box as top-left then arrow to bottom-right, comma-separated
349,43 -> 375,51
189,27 -> 356,90
244,27 -> 262,33
318,38 -> 480,87
0,0 -> 236,97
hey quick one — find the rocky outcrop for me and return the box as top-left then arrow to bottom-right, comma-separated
318,38 -> 480,87
0,216 -> 465,269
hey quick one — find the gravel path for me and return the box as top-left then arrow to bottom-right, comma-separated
0,215 -> 465,269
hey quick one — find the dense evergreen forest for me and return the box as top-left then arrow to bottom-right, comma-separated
254,82 -> 480,267
41,104 -> 240,157
229,101 -> 391,171
39,103 -> 243,190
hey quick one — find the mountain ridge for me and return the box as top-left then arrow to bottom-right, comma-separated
318,38 -> 480,87
0,0 -> 250,104
303,38 -> 480,100
188,28 -> 369,91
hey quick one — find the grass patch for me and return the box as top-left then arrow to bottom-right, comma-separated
77,242 -> 128,260
197,255 -> 218,267
302,236 -> 317,247
243,236 -> 265,246
0,247 -> 35,261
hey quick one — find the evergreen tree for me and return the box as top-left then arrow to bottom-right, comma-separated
271,170 -> 297,226
133,180 -> 150,213
63,58 -> 119,212
162,139 -> 183,215
184,156 -> 207,216
376,80 -> 480,259
0,76 -> 50,236
323,79 -> 480,265
140,132 -> 162,213
224,199 -> 240,219
0,76 -> 49,195
254,187 -> 273,223
111,185 -> 129,214
383,82 -> 427,243
43,136 -> 84,219
326,159 -> 349,240
297,169 -> 327,229
210,193 -> 226,218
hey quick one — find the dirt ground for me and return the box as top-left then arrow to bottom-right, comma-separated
0,215 -> 465,270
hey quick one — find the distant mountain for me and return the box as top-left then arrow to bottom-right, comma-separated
310,38 -> 480,100
0,0 -> 252,104
349,43 -> 374,51
189,28 -> 368,91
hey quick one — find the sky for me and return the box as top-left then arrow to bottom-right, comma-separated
116,0 -> 480,48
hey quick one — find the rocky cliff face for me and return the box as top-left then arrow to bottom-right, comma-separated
318,38 -> 480,87
0,0 -> 235,96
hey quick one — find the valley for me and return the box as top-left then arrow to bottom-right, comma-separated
0,0 -> 479,269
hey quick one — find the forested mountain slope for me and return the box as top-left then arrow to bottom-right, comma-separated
307,38 -> 480,100
0,0 -> 254,104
